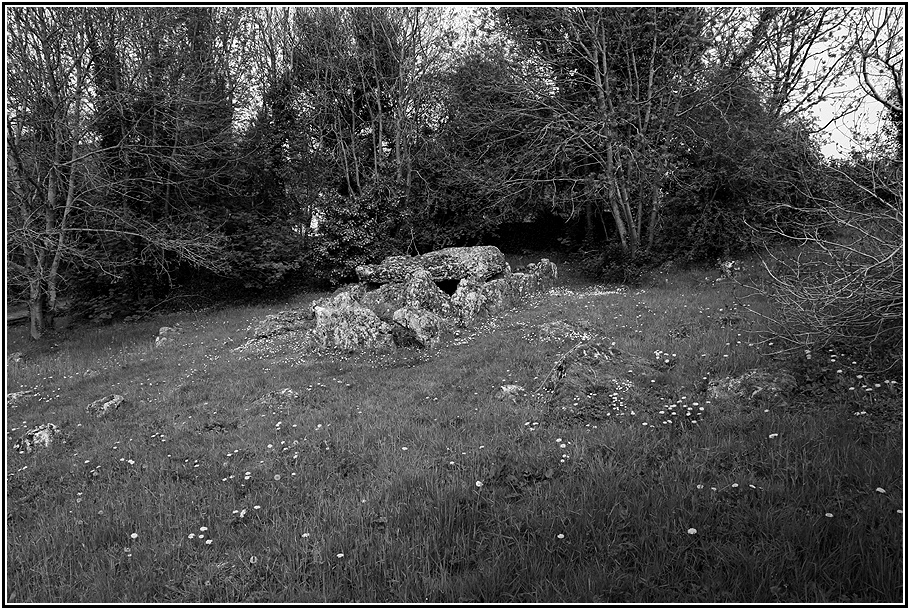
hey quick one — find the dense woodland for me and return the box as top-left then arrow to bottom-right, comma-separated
6,7 -> 903,344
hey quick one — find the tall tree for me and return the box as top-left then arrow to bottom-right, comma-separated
7,7 -> 229,338
485,7 -> 713,254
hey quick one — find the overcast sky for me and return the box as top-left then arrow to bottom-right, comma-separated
815,96 -> 889,158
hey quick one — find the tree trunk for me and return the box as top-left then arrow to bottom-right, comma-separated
602,145 -> 629,251
28,278 -> 46,340
647,182 -> 661,250
585,199 -> 595,243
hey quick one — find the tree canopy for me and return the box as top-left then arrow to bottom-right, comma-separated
5,6 -> 902,338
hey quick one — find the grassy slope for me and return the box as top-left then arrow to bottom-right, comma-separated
5,256 -> 904,603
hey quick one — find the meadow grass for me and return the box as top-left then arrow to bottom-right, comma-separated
5,255 -> 904,603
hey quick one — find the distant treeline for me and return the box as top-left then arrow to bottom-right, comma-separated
6,7 -> 902,337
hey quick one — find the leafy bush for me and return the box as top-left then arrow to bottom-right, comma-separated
218,212 -> 309,292
308,183 -> 409,285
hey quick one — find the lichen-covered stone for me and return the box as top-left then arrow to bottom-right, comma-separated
360,281 -> 408,322
481,278 -> 520,315
391,322 -> 423,347
496,384 -> 526,403
355,255 -> 426,284
245,248 -> 558,353
487,262 -> 513,280
312,283 -> 368,312
7,390 -> 34,405
404,268 -> 452,317
251,309 -> 314,339
155,326 -> 182,348
13,423 -> 62,453
86,394 -> 126,419
527,258 -> 558,288
310,304 -> 394,351
356,245 -> 507,284
419,246 -> 507,282
451,278 -> 487,326
392,307 -> 451,348
510,272 -> 539,297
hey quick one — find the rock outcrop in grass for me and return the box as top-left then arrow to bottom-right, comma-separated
242,246 -> 557,352
536,338 -> 659,423
13,423 -> 62,453
708,369 -> 797,403
86,394 -> 127,419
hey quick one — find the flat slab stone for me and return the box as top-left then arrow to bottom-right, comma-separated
355,246 -> 507,284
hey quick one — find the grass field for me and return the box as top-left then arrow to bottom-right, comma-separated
5,254 -> 904,603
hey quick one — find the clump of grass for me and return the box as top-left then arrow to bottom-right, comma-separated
5,254 -> 903,603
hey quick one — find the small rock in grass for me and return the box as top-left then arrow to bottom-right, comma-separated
250,388 -> 300,412
708,369 -> 796,402
7,389 -> 34,404
155,326 -> 183,348
13,423 -> 62,453
86,394 -> 127,418
496,384 -> 526,403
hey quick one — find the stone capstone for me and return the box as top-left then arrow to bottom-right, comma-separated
355,255 -> 423,284
13,423 -> 62,453
419,246 -> 508,282
86,394 -> 127,418
245,246 -> 558,352
356,245 -> 508,283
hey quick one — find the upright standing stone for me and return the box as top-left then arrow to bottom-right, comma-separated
404,268 -> 452,317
